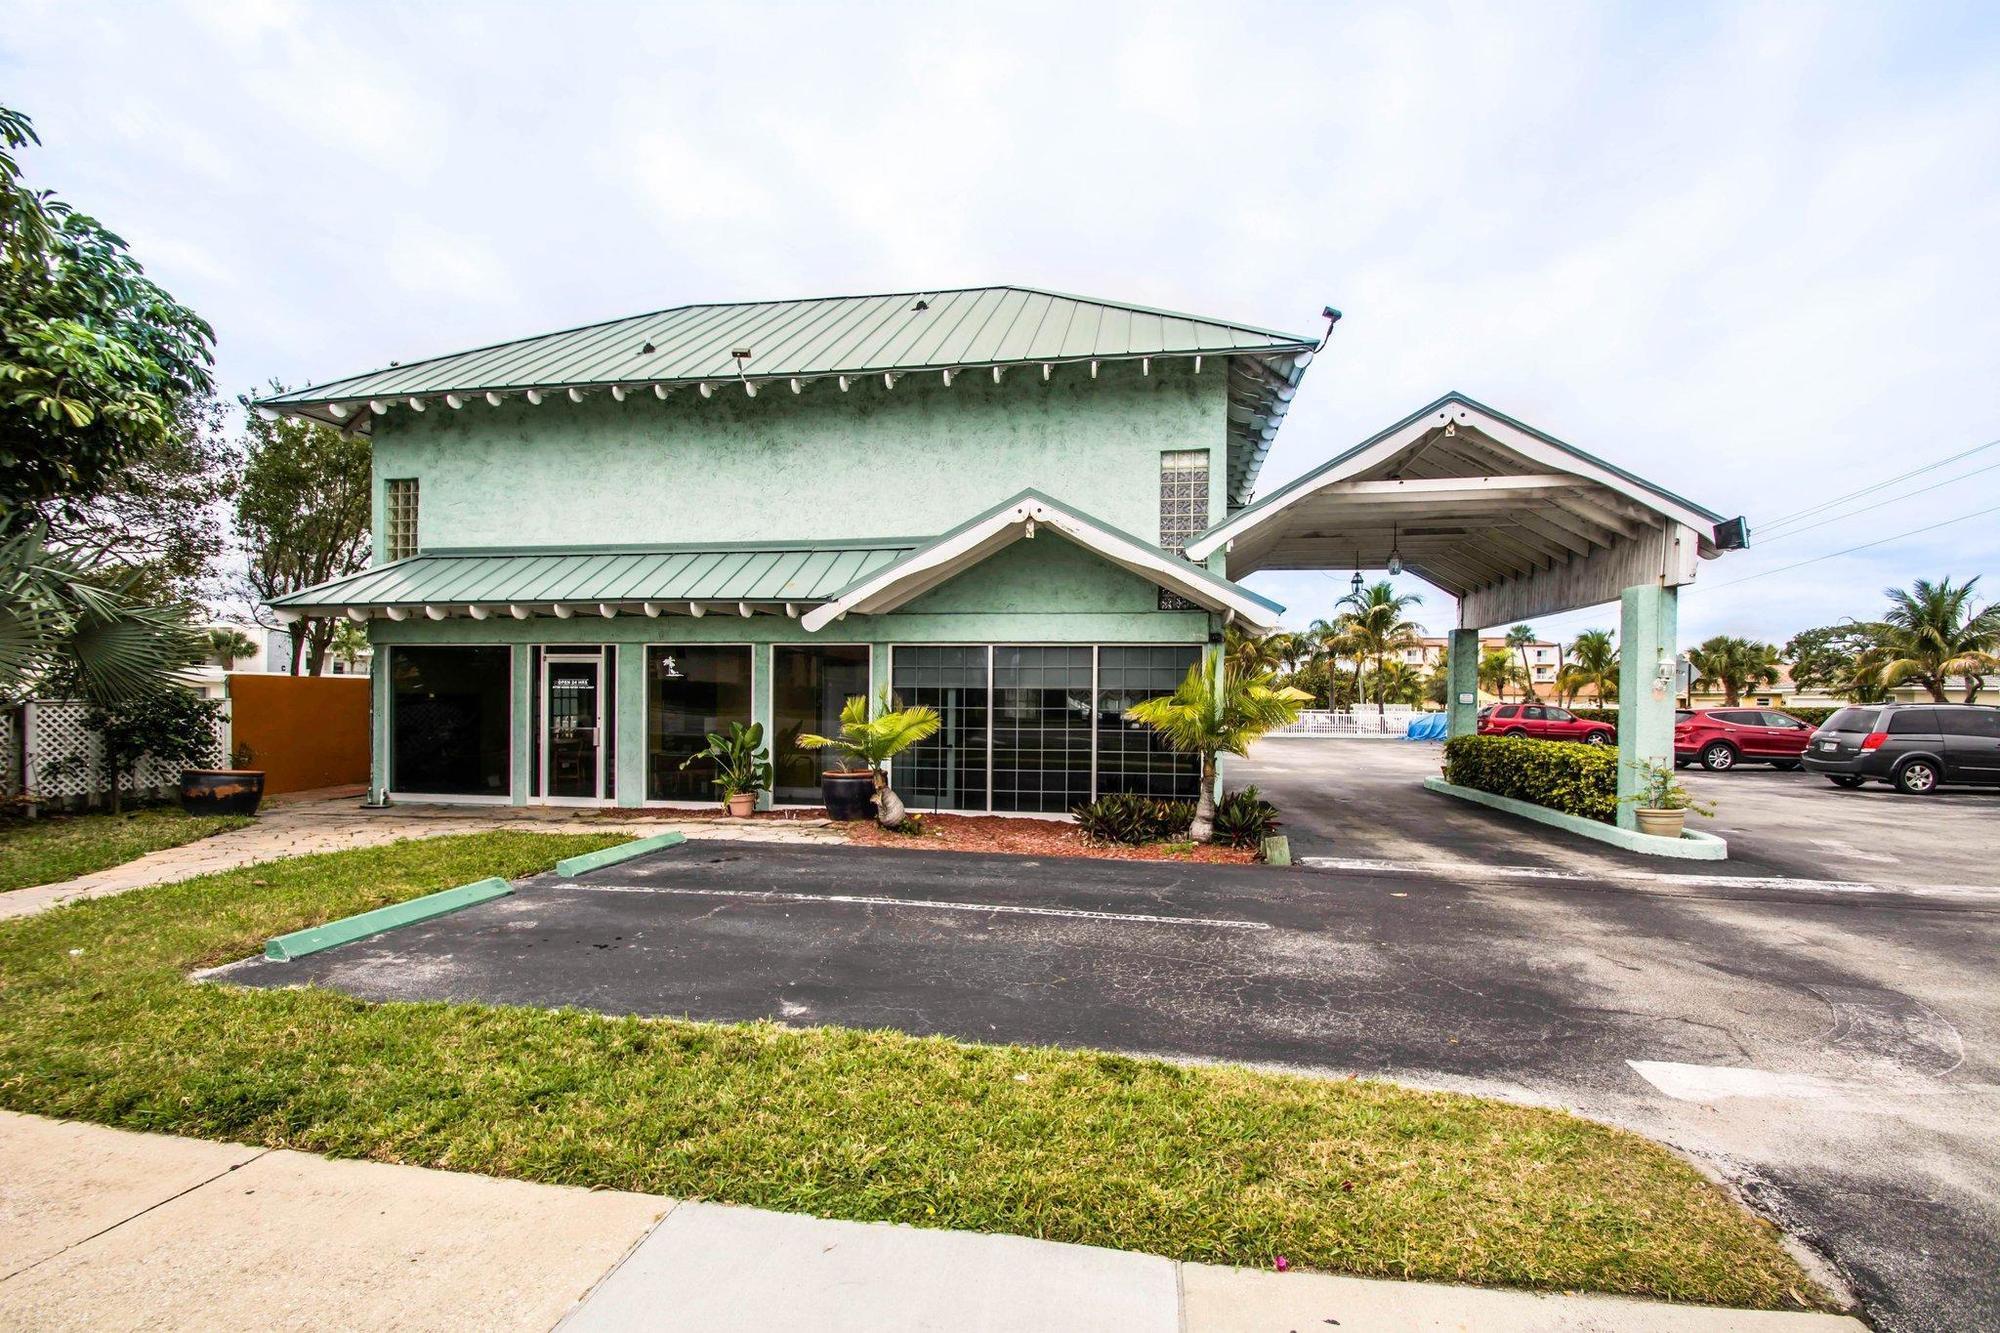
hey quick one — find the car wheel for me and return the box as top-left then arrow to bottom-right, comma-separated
1504,728 -> 1528,738
1894,760 -> 1940,795
1828,775 -> 1865,789
1700,742 -> 1737,772
1584,731 -> 1612,745
1772,760 -> 1801,771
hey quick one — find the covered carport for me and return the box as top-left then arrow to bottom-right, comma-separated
1186,392 -> 1748,833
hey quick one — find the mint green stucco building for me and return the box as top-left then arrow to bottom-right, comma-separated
262,287 -> 1314,812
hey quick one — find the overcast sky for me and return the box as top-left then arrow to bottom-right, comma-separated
7,0 -> 1997,646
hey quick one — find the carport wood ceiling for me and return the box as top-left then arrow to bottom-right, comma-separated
1189,394 -> 1729,604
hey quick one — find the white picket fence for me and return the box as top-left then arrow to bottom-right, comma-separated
2,700 -> 225,809
1270,707 -> 1429,738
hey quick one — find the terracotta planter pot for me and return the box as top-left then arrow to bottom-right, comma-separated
1634,807 -> 1686,839
726,792 -> 757,818
179,769 -> 265,817
821,771 -> 878,822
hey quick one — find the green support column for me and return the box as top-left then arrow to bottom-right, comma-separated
510,643 -> 531,805
751,642 -> 775,811
1446,627 -> 1481,738
616,642 -> 646,807
1616,583 -> 1679,829
369,636 -> 391,803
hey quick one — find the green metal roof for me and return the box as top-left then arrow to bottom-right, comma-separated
255,285 -> 1320,507
270,540 -> 920,611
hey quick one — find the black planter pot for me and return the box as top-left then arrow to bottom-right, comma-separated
179,769 -> 265,817
820,771 -> 878,822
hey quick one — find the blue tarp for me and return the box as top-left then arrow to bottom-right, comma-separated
1405,713 -> 1449,740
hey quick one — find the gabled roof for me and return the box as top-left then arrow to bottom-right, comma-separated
1184,391 -> 1741,597
255,285 -> 1320,507
801,489 -> 1283,632
267,539 -> 920,617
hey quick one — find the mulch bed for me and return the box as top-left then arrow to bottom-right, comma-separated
842,812 -> 1258,864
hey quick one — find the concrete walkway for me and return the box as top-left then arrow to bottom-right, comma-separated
0,1111 -> 1864,1332
0,791 -> 843,922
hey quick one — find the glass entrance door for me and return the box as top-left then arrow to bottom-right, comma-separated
544,656 -> 602,801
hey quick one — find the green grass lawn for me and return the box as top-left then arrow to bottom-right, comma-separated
0,807 -> 255,893
0,831 -> 1823,1310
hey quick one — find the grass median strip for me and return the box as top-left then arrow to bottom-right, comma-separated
554,831 -> 687,878
0,831 -> 1825,1311
0,808 -> 254,894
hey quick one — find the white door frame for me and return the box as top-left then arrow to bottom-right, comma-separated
541,650 -> 608,806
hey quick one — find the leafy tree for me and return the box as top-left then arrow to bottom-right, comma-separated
1557,628 -> 1618,705
1685,635 -> 1781,706
1125,659 -> 1306,842
85,686 -> 222,813
233,390 -> 372,675
328,619 -> 370,671
1,105 -> 214,515
1337,580 -> 1424,719
1784,624 -> 1883,696
1872,577 -> 2000,703
796,687 -> 941,828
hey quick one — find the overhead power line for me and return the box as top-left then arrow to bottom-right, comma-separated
1752,456 -> 2000,548
1757,435 -> 2000,535
1709,499 -> 2000,591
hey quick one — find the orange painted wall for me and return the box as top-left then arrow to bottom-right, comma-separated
226,674 -> 371,795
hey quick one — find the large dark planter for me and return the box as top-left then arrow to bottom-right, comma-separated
179,769 -> 265,817
820,770 -> 878,822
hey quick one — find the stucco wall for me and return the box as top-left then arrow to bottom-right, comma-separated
368,358 -> 1226,556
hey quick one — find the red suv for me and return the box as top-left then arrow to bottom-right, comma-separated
1478,703 -> 1615,745
1674,707 -> 1814,771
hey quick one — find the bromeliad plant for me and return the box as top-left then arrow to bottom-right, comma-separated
1125,659 -> 1307,842
797,688 -> 940,828
681,721 -> 774,812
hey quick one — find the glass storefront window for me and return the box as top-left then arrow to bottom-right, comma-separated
773,644 -> 871,804
390,645 -> 511,796
991,646 -> 1094,814
891,646 -> 990,813
1096,646 -> 1202,798
647,645 -> 752,801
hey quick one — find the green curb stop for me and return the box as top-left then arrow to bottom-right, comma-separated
264,877 -> 513,961
554,831 -> 687,878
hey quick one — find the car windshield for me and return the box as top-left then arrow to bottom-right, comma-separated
1823,707 -> 1880,733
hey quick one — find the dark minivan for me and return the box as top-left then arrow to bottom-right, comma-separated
1803,703 -> 2000,794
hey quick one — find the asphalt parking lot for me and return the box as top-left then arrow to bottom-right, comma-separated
214,740 -> 2000,1333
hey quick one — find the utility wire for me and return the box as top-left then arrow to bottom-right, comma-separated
1709,500 -> 2000,591
1757,435 -> 2000,534
1751,457 -> 2000,548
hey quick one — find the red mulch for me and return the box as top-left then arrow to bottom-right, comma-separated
842,812 -> 1258,864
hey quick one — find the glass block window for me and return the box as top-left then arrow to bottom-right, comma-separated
1096,646 -> 1202,799
891,647 -> 989,813
384,478 -> 419,561
1158,450 -> 1209,610
991,646 -> 1094,814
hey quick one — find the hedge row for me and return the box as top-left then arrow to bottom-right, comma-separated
1442,735 -> 1618,823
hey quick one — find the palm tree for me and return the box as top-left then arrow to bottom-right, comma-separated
1873,577 -> 2000,703
1557,629 -> 1618,706
1685,635 -> 1781,706
0,523 -> 202,705
1369,658 -> 1426,706
206,626 -> 259,670
796,688 -> 941,828
1505,624 -> 1537,698
1126,659 -> 1306,842
1305,615 -> 1361,708
1224,625 -> 1289,677
1337,580 -> 1424,719
1478,647 -> 1525,701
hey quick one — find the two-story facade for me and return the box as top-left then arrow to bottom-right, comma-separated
261,287 -> 1313,813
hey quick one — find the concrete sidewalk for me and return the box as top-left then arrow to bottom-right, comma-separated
0,1111 -> 1863,1332
0,793 -> 843,922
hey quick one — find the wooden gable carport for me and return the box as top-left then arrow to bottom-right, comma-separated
1185,392 -> 1748,832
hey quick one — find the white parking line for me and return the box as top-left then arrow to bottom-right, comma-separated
1628,1060 -> 1846,1101
565,883 -> 1271,930
1298,856 -> 2000,899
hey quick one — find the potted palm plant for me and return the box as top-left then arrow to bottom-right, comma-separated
1624,758 -> 1714,838
679,721 -> 773,817
1125,658 -> 1308,842
797,688 -> 940,827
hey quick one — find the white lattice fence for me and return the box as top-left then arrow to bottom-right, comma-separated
0,707 -> 20,800
1271,708 -> 1426,737
19,700 -> 225,809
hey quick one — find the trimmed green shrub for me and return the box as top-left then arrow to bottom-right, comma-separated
1442,734 -> 1618,823
1778,705 -> 1839,728
1212,786 -> 1280,849
1073,793 -> 1194,845
1570,707 -> 1619,727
